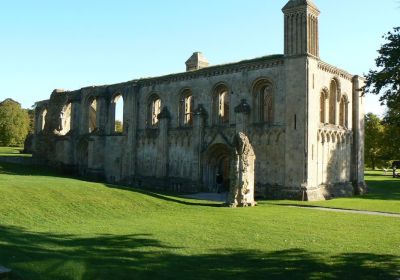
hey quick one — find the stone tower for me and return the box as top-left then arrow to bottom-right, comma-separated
282,0 -> 320,57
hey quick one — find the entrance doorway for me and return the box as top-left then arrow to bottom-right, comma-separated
203,143 -> 231,192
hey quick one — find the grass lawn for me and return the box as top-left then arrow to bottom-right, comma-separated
0,163 -> 399,280
0,146 -> 31,157
269,170 -> 400,214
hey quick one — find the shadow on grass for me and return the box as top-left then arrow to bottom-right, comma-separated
0,162 -> 219,207
105,184 -> 222,207
0,225 -> 398,280
364,179 -> 400,201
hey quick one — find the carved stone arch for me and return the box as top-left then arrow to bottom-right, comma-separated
85,94 -> 98,133
251,77 -> 275,124
321,87 -> 329,99
147,92 -> 162,128
36,105 -> 49,133
326,133 -> 331,143
331,76 -> 342,102
178,87 -> 194,127
212,82 -> 230,125
109,91 -> 125,133
328,78 -> 341,124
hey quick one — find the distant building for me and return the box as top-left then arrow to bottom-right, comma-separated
32,0 -> 366,201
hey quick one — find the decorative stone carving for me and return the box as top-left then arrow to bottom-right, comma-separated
227,132 -> 256,207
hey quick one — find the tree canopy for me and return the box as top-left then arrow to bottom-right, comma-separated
365,27 -> 400,124
0,98 -> 30,146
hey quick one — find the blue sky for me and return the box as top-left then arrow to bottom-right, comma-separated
0,0 -> 399,117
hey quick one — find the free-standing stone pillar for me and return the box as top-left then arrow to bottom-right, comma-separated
156,106 -> 171,178
227,132 -> 256,207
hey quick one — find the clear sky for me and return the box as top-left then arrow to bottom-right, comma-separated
0,0 -> 399,117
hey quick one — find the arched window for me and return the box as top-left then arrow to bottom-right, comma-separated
329,79 -> 338,124
339,95 -> 349,128
179,89 -> 193,126
112,94 -> 124,133
148,95 -> 161,127
213,84 -> 229,125
38,108 -> 47,132
320,89 -> 328,124
253,79 -> 273,124
58,102 -> 72,135
88,97 -> 97,133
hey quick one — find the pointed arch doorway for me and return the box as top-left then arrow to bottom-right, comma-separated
203,143 -> 231,193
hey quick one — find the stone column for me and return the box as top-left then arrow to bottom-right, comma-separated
96,96 -> 108,134
234,99 -> 251,133
156,106 -> 170,178
192,104 -> 207,183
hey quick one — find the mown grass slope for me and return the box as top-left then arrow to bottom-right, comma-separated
0,162 -> 399,280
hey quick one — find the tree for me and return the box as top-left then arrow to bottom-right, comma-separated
115,120 -> 123,133
0,98 -> 30,146
365,113 -> 385,169
365,27 -> 400,124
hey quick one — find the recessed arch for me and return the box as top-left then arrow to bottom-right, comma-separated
329,79 -> 339,124
339,93 -> 349,128
212,82 -> 230,125
147,93 -> 162,127
179,88 -> 194,127
87,96 -> 98,133
320,87 -> 329,124
111,93 -> 124,133
37,107 -> 48,133
252,77 -> 275,124
58,102 -> 72,135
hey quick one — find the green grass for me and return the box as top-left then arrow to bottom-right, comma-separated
0,163 -> 399,280
270,170 -> 400,214
0,146 -> 31,157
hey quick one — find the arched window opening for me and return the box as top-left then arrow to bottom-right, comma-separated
113,94 -> 124,133
339,96 -> 349,128
320,90 -> 328,124
329,79 -> 338,124
262,85 -> 273,123
320,93 -> 325,123
148,95 -> 161,127
88,97 -> 97,133
39,109 -> 47,131
180,90 -> 193,126
253,79 -> 273,124
213,84 -> 229,125
58,102 -> 72,135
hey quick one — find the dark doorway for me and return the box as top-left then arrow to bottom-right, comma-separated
203,143 -> 231,192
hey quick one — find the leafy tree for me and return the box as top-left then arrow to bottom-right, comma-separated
27,109 -> 35,134
365,113 -> 385,169
115,120 -> 123,133
0,99 -> 30,146
365,27 -> 400,124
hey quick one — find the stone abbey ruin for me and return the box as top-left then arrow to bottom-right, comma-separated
32,0 -> 366,202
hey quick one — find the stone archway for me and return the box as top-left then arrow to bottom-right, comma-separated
203,143 -> 232,193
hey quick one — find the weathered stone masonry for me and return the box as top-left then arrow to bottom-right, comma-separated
32,0 -> 366,201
